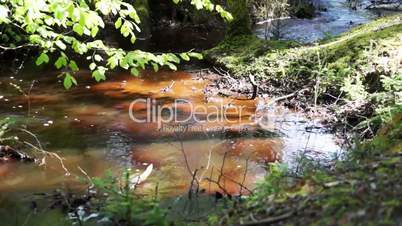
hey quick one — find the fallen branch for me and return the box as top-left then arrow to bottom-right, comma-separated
0,145 -> 35,162
266,88 -> 309,106
20,128 -> 71,176
239,211 -> 294,226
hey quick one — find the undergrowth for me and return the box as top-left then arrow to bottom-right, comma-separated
203,15 -> 402,226
210,110 -> 402,226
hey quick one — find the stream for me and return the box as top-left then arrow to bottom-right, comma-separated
0,68 -> 343,224
255,0 -> 380,43
0,70 -> 343,194
0,0 -> 384,224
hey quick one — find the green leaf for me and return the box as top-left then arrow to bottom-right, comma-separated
92,69 -> 106,82
89,62 -> 97,71
180,53 -> 190,61
73,24 -> 84,36
166,63 -> 177,71
94,54 -> 103,62
130,67 -> 140,76
0,5 -> 10,24
55,40 -> 66,50
115,18 -> 122,29
152,63 -> 159,72
55,55 -> 68,69
188,52 -> 203,60
69,60 -> 79,72
91,27 -> 99,38
63,73 -> 77,89
36,52 -> 49,66
130,36 -> 136,44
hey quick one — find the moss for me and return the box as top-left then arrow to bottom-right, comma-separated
204,35 -> 299,76
206,15 -> 401,89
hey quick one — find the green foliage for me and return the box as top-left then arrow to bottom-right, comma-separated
90,170 -> 168,226
249,163 -> 288,204
0,0 -> 231,89
218,110 -> 402,226
0,117 -> 10,142
0,117 -> 17,144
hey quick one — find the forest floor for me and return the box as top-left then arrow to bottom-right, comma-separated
203,15 -> 402,225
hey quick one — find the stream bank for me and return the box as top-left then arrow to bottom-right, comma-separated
203,14 -> 402,226
206,15 -> 401,137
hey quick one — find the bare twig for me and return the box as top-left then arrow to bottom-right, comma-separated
266,88 -> 309,106
239,211 -> 294,226
0,44 -> 37,51
78,166 -> 93,185
19,128 -> 71,176
239,157 -> 250,196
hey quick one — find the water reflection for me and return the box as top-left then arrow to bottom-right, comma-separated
0,69 -> 342,196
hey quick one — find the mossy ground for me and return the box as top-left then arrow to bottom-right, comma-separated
205,15 -> 401,87
204,15 -> 402,226
206,15 -> 401,130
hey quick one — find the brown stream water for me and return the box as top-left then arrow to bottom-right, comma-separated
0,69 -> 343,198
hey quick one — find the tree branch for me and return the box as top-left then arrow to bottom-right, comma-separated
0,44 -> 38,51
